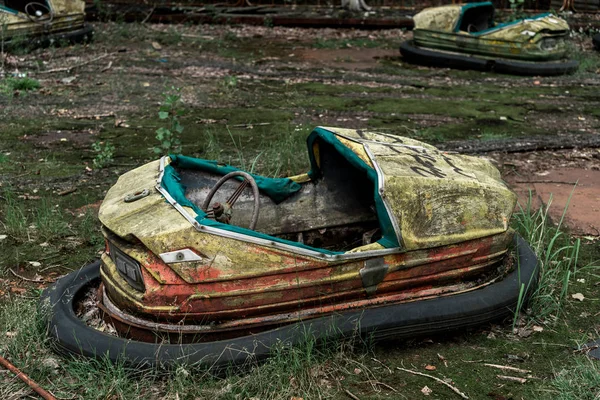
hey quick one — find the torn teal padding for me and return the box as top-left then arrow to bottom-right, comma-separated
160,158 -> 341,255
169,155 -> 301,204
306,127 -> 400,249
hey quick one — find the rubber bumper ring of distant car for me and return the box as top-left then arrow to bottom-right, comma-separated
40,235 -> 538,370
593,34 -> 600,51
400,40 -> 579,76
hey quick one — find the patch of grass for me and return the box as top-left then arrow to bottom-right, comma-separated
0,76 -> 40,96
34,198 -> 71,242
76,208 -> 103,248
512,189 -> 580,322
197,124 -> 309,177
0,296 -> 153,399
0,188 -> 28,241
1,188 -> 71,243
1,292 -> 371,399
572,49 -> 600,74
550,356 -> 600,399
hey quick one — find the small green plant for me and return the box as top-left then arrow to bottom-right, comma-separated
91,141 -> 115,168
263,16 -> 274,28
508,0 -> 526,20
224,30 -> 238,42
154,87 -> 184,155
221,75 -> 238,89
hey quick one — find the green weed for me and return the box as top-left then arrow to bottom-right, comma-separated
91,141 -> 115,169
154,87 -> 184,155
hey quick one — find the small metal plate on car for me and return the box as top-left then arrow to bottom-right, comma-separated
159,249 -> 204,264
360,257 -> 388,296
124,189 -> 150,203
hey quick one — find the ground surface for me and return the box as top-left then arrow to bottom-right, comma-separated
0,21 -> 600,399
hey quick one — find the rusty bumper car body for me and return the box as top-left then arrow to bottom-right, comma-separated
0,0 -> 92,49
400,2 -> 578,75
43,127 -> 538,367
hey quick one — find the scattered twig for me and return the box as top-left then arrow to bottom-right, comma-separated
141,6 -> 156,23
0,355 -> 57,400
101,61 -> 113,72
497,375 -> 527,384
371,357 -> 393,374
483,363 -> 531,374
396,367 -> 469,399
230,122 -> 272,128
369,380 -> 397,392
531,342 -> 572,348
73,112 -> 115,120
9,268 -> 43,283
461,359 -> 484,363
39,264 -> 62,273
37,53 -> 114,74
58,188 -> 77,196
515,180 -> 578,185
344,389 -> 361,400
182,33 -> 214,40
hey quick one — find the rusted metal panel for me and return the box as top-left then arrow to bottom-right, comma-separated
100,229 -> 513,323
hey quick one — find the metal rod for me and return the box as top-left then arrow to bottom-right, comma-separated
0,355 -> 57,400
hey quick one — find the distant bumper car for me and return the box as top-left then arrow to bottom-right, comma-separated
42,127 -> 538,368
0,0 -> 92,50
400,2 -> 578,75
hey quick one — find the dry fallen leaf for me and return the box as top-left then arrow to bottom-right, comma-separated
425,365 -> 437,371
151,41 -> 162,50
421,385 -> 432,396
533,325 -> 544,333
354,368 -> 362,374
572,293 -> 585,301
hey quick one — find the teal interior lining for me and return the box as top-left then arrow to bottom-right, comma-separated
0,5 -> 19,15
169,155 -> 301,204
160,127 -> 400,254
307,127 -> 399,249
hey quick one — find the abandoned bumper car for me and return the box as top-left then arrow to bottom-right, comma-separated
42,127 -> 538,368
400,2 -> 578,75
0,0 -> 92,49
